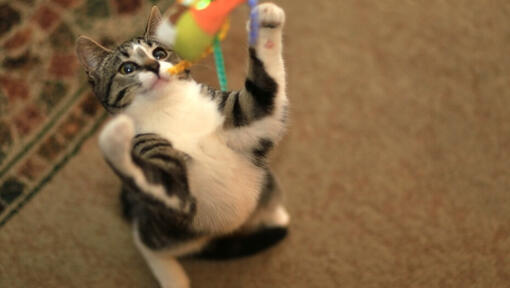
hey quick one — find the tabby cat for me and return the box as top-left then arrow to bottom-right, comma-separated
76,3 -> 289,288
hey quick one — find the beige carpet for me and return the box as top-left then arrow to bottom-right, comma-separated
2,0 -> 510,287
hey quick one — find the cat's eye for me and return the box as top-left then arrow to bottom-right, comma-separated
152,47 -> 168,60
119,62 -> 137,75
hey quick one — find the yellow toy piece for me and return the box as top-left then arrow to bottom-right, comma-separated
168,19 -> 230,75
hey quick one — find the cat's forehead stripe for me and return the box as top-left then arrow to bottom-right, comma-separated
119,49 -> 129,58
117,44 -> 133,59
117,38 -> 144,51
135,46 -> 148,58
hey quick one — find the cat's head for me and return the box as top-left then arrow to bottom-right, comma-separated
75,7 -> 187,113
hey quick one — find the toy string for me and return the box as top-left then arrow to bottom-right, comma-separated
212,0 -> 258,90
213,36 -> 228,91
248,0 -> 258,46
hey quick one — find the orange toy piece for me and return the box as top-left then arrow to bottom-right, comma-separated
191,0 -> 246,35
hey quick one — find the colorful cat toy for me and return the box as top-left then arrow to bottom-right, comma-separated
157,0 -> 259,91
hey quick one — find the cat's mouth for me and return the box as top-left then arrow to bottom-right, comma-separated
150,77 -> 169,90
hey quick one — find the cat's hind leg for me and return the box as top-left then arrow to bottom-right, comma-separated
134,246 -> 189,288
133,226 -> 209,288
196,170 -> 289,260
242,170 -> 290,230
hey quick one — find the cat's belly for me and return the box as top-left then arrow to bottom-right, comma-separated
174,134 -> 264,233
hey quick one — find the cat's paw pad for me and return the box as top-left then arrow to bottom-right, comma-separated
257,3 -> 285,29
99,114 -> 135,163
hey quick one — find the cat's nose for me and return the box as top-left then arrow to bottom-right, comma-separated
144,61 -> 160,75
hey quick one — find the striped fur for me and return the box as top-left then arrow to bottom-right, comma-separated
76,36 -> 183,113
81,4 -> 290,288
200,48 -> 280,129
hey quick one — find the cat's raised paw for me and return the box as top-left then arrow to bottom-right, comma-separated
257,3 -> 285,29
99,114 -> 135,165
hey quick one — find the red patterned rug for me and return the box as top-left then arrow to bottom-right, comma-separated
0,0 -> 171,227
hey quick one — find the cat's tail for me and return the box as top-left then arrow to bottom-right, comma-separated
192,226 -> 288,260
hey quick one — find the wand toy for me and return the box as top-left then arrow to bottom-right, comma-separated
155,0 -> 258,91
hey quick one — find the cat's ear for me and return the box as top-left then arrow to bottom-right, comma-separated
75,36 -> 111,72
145,6 -> 162,38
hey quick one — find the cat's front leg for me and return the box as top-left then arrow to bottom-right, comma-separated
101,116 -> 198,288
220,3 -> 288,151
98,114 -> 135,176
99,115 -> 190,214
250,2 -> 286,82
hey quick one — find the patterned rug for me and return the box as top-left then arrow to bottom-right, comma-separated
0,0 -> 171,227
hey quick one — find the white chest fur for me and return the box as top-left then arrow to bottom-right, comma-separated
125,81 -> 263,233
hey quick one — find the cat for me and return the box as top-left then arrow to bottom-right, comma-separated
75,3 -> 289,288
